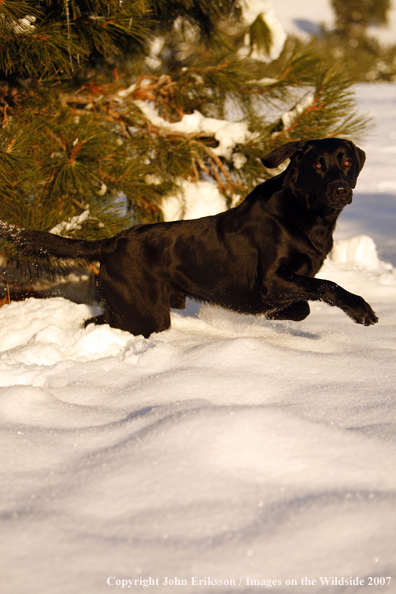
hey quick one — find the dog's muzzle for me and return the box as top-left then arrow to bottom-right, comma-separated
329,182 -> 353,207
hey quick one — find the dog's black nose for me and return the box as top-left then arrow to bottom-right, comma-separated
329,181 -> 352,207
334,186 -> 348,198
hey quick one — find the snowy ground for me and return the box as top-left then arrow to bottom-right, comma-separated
2,8 -> 396,594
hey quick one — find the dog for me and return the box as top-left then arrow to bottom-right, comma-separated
0,138 -> 378,337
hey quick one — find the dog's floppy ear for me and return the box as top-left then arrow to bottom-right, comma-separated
261,140 -> 307,169
347,140 -> 366,174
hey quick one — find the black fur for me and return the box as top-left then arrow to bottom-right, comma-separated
0,138 -> 378,337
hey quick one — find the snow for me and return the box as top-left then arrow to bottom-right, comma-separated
278,93 -> 315,136
161,180 -> 228,222
50,209 -> 92,236
135,101 -> 251,161
11,15 -> 36,35
135,103 -> 250,220
240,0 -> 287,61
2,4 -> 396,593
269,0 -> 334,38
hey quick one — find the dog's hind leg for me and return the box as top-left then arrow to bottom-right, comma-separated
96,274 -> 172,337
97,292 -> 171,337
85,300 -> 171,338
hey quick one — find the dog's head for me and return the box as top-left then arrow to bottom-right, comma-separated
261,138 -> 366,210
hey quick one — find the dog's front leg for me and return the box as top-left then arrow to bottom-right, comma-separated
274,269 -> 378,326
265,301 -> 311,321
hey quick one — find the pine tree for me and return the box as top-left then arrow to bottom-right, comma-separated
311,0 -> 395,81
0,1 -> 370,283
331,0 -> 391,34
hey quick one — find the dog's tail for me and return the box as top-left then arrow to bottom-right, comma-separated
0,220 -> 104,262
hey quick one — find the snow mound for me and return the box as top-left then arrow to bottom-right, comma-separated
330,235 -> 381,269
0,298 -> 134,371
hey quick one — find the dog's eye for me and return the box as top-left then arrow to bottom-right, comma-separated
344,160 -> 351,167
314,163 -> 322,169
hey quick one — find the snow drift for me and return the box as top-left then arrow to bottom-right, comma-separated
1,228 -> 396,594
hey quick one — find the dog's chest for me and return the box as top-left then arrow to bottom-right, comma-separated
306,215 -> 334,255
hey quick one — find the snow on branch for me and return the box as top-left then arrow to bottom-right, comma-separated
239,0 -> 286,62
133,100 -> 252,161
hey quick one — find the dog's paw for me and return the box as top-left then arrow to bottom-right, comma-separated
345,297 -> 378,326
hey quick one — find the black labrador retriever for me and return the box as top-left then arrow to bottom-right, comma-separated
0,138 -> 378,337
